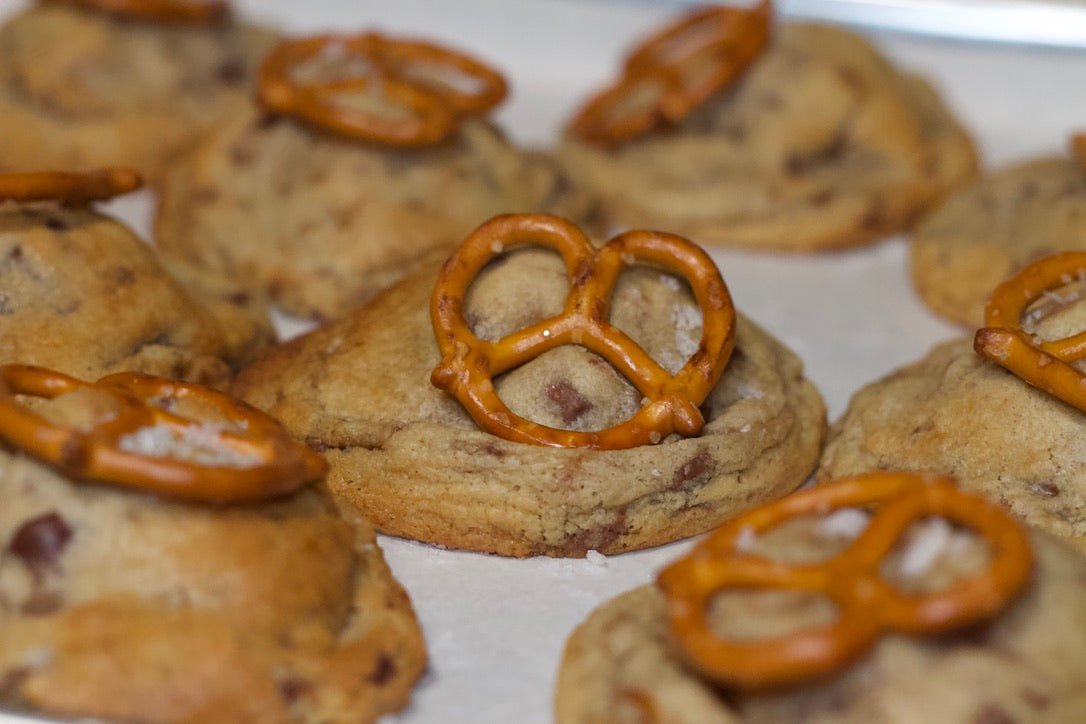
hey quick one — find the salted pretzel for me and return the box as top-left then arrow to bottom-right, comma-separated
658,472 -> 1033,690
975,252 -> 1086,412
259,33 -> 507,147
0,365 -> 327,504
568,1 -> 772,145
51,0 -> 229,25
0,168 -> 142,205
430,213 -> 736,450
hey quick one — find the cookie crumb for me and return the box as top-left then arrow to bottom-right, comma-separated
585,549 -> 608,567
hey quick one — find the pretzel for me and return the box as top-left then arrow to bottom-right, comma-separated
0,168 -> 142,205
0,365 -> 326,504
1073,132 -> 1086,172
568,1 -> 772,145
53,0 -> 229,25
259,33 -> 507,147
974,252 -> 1086,412
658,472 -> 1033,690
430,213 -> 735,449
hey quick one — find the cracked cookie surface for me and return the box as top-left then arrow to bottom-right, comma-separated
155,111 -> 597,321
234,249 -> 826,557
0,4 -> 277,181
0,388 -> 426,723
0,201 -> 271,387
556,515 -> 1086,723
820,299 -> 1086,551
561,23 -> 976,251
911,157 -> 1086,326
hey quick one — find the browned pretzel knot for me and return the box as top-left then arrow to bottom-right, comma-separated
658,472 -> 1033,690
975,252 -> 1086,413
568,0 -> 772,145
258,33 -> 508,147
0,365 -> 327,504
53,0 -> 229,25
430,213 -> 736,450
0,168 -> 142,205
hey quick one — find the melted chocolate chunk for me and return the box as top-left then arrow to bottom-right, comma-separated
545,380 -> 593,424
370,653 -> 396,685
8,513 -> 73,582
973,704 -> 1016,724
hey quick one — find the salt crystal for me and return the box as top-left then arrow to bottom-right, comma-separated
648,432 -> 662,444
585,550 -> 608,567
739,424 -> 752,433
735,526 -> 757,552
118,423 -> 262,468
819,508 -> 869,539
658,274 -> 681,291
737,383 -> 764,400
490,240 -> 503,253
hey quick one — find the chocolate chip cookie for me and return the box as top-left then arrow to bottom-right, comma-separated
0,198 -> 271,387
820,295 -> 1086,550
155,107 -> 596,320
561,23 -> 976,251
0,3 -> 277,181
233,245 -> 826,557
911,148 -> 1086,326
0,385 -> 426,722
556,510 -> 1086,723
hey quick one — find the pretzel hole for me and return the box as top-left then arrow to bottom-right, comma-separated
610,267 -> 702,375
708,588 -> 838,641
734,509 -> 867,565
35,389 -> 121,432
396,60 -> 488,100
1021,277 -> 1086,349
878,517 -> 990,594
463,247 -> 569,342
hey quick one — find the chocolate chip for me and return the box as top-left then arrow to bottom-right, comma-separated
8,245 -> 22,261
479,441 -> 507,459
671,451 -> 714,488
1021,688 -> 1049,711
973,704 -> 1016,724
227,291 -> 250,305
0,667 -> 30,697
1032,482 -> 1060,497
545,380 -> 593,424
278,677 -> 311,703
216,59 -> 246,85
193,187 -> 221,204
110,267 -> 135,286
810,189 -> 836,207
20,589 -> 62,616
230,144 -> 256,167
44,216 -> 69,232
8,513 -> 73,581
369,654 -> 396,685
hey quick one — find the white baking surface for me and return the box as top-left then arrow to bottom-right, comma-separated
1,0 -> 1086,722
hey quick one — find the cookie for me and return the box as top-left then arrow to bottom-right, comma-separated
561,23 -> 976,251
234,237 -> 826,557
911,153 -> 1086,327
155,104 -> 596,320
556,500 -> 1086,722
0,197 -> 271,387
820,290 -> 1086,550
0,3 -> 278,181
0,379 -> 425,722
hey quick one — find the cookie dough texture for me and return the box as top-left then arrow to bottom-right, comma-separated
556,516 -> 1086,723
235,249 -> 826,557
0,389 -> 425,723
0,3 -> 277,181
156,112 -> 597,320
820,300 -> 1086,550
0,201 -> 271,387
561,23 -> 976,251
911,157 -> 1086,326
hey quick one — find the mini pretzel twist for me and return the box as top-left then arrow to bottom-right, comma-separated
0,168 -> 142,205
0,365 -> 327,504
53,0 -> 229,25
430,213 -> 736,450
658,472 -> 1033,690
974,252 -> 1086,412
259,33 -> 507,147
568,0 -> 771,146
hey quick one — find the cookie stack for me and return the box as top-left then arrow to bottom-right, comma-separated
0,1 -> 1084,722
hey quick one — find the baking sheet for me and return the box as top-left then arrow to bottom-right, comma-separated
1,0 -> 1086,721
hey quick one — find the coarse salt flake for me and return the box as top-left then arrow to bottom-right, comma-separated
819,508 -> 870,539
898,518 -> 952,578
585,550 -> 608,567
